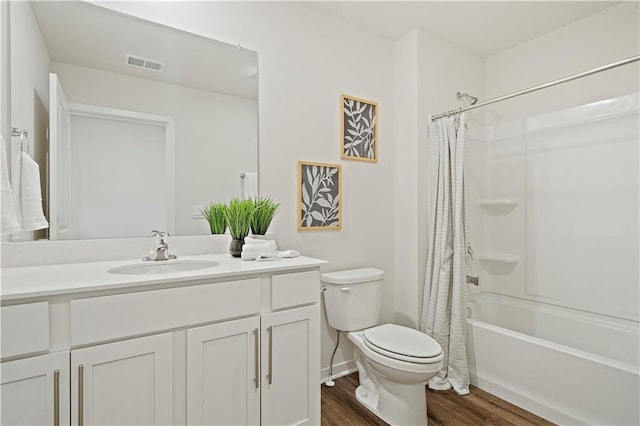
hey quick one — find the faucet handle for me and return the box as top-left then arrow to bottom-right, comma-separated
150,230 -> 169,245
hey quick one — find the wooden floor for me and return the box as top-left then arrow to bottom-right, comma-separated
321,373 -> 553,426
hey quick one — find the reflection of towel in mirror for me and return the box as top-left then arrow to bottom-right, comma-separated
241,240 -> 277,261
241,172 -> 258,200
1,136 -> 20,235
16,151 -> 49,232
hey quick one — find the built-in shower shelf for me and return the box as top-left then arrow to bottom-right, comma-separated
478,199 -> 519,215
478,253 -> 520,275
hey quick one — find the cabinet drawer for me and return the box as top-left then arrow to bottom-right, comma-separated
271,270 -> 320,310
71,279 -> 261,346
1,302 -> 49,358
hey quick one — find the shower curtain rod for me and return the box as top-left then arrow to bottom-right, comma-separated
431,55 -> 640,121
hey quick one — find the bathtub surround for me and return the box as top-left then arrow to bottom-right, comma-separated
467,293 -> 639,425
421,113 -> 470,395
466,92 -> 640,425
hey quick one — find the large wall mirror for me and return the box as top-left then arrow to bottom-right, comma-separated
9,1 -> 258,241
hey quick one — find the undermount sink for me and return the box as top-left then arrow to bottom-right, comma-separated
108,260 -> 219,275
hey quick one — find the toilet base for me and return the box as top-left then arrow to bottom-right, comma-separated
354,383 -> 428,426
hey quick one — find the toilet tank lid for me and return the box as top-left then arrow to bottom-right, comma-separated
321,268 -> 384,285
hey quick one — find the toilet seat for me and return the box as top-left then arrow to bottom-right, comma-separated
363,324 -> 442,364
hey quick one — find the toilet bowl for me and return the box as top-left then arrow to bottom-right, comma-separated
322,268 -> 443,425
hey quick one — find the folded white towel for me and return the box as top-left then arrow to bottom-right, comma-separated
18,151 -> 48,232
1,136 -> 20,235
244,236 -> 277,248
241,240 -> 277,261
255,250 -> 301,262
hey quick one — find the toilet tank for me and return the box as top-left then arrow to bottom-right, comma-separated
321,268 -> 384,331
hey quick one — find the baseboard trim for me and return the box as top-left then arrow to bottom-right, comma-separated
320,359 -> 357,383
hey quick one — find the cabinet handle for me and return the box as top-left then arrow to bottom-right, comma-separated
53,370 -> 60,426
78,365 -> 84,426
254,328 -> 259,389
267,326 -> 273,385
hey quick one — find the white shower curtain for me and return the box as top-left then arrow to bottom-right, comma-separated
420,113 -> 470,395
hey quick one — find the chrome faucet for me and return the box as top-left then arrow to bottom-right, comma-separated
143,230 -> 177,261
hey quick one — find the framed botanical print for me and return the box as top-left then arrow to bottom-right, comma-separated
297,161 -> 342,231
340,94 -> 378,162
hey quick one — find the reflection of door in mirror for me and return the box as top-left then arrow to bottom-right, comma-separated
49,73 -> 71,240
48,72 -> 175,240
68,104 -> 174,239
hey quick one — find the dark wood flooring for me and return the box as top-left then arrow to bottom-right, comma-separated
321,373 -> 554,426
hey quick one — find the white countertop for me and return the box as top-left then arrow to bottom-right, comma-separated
0,254 -> 327,301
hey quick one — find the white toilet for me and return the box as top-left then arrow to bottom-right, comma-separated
322,268 -> 443,426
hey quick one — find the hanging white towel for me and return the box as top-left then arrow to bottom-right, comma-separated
17,151 -> 49,232
1,135 -> 20,235
241,172 -> 258,200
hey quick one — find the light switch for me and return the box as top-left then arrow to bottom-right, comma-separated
192,206 -> 204,219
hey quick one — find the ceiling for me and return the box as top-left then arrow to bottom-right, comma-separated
303,1 -> 620,57
30,1 -> 258,99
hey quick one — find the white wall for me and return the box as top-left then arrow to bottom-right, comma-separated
392,29 -> 419,328
9,2 -> 49,146
394,29 -> 485,326
475,2 -> 640,321
93,1 -> 396,378
393,29 -> 484,328
51,62 -> 258,236
0,1 -> 9,159
484,2 -> 640,122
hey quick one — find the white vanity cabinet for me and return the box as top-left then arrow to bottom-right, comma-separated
1,351 -> 70,426
186,316 -> 261,425
70,333 -> 173,425
0,256 -> 325,426
261,305 -> 320,426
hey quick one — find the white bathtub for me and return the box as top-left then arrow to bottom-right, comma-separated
467,292 -> 639,425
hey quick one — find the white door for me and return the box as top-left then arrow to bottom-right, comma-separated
69,112 -> 169,239
1,351 -> 70,426
186,316 -> 260,425
261,305 -> 320,426
71,333 -> 173,425
48,73 -> 72,239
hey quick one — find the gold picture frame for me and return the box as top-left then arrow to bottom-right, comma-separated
340,94 -> 378,162
297,161 -> 342,231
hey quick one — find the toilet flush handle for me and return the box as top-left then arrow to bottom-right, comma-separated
340,287 -> 351,293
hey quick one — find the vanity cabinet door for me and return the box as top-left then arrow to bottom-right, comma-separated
71,333 -> 172,426
261,305 -> 320,426
186,316 -> 260,425
1,351 -> 70,426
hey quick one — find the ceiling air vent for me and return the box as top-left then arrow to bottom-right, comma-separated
125,54 -> 165,72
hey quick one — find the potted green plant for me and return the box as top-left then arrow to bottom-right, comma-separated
200,202 -> 227,234
251,197 -> 280,238
223,198 -> 256,257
